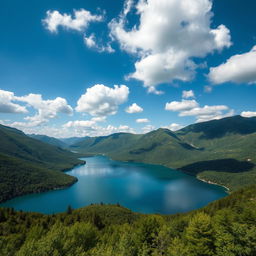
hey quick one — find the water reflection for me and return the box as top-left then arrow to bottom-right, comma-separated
0,155 -> 227,214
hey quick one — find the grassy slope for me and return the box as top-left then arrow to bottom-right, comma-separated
72,116 -> 256,191
0,125 -> 83,203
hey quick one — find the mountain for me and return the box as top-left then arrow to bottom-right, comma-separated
60,137 -> 88,146
73,116 -> 256,191
0,124 -> 83,203
177,115 -> 256,139
70,132 -> 143,154
28,134 -> 68,148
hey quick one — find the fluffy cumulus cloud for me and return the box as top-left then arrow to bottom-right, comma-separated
241,111 -> 256,118
43,9 -> 114,53
209,46 -> 256,85
62,120 -> 135,137
110,0 -> 231,92
84,34 -> 114,53
0,89 -> 73,129
126,103 -> 143,113
136,118 -> 149,123
76,84 -> 129,117
164,123 -> 184,131
165,95 -> 234,122
182,90 -> 195,99
0,89 -> 27,114
165,99 -> 199,111
179,105 -> 234,123
43,9 -> 103,33
15,94 -> 73,126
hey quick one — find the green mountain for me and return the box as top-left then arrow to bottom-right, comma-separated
60,136 -> 88,146
70,132 -> 143,154
1,117 -> 256,255
73,116 -> 256,191
0,124 -> 83,203
28,134 -> 68,148
1,184 -> 256,255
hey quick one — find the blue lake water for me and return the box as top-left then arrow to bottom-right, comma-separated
0,156 -> 227,214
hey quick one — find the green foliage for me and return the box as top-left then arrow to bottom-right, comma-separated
1,185 -> 256,255
1,116 -> 256,255
0,124 -> 83,203
185,213 -> 214,256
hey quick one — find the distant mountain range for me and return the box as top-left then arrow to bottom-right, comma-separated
1,115 -> 256,203
28,134 -> 69,148
70,115 -> 256,191
0,124 -> 84,203
28,134 -> 87,148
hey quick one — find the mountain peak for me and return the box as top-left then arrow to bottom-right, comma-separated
178,115 -> 256,139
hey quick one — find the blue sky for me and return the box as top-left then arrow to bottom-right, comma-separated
0,0 -> 256,138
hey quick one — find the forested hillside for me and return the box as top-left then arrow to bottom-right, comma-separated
71,116 -> 256,191
0,125 -> 83,203
1,184 -> 256,256
28,134 -> 68,149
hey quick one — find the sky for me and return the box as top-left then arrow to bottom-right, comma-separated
0,0 -> 256,138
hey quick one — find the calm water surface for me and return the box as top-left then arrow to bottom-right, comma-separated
0,156 -> 227,214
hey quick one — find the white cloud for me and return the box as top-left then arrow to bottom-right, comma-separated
0,89 -> 73,127
182,90 -> 195,99
4,117 -> 135,138
136,118 -> 149,123
141,125 -> 155,133
63,120 -> 96,128
16,94 -> 73,126
0,89 -> 27,114
84,34 -> 96,47
142,124 -> 155,134
164,123 -> 184,131
195,110 -> 235,123
62,121 -> 135,137
91,116 -> 106,122
126,103 -> 143,113
165,97 -> 234,122
178,104 -> 234,123
110,0 -> 231,92
241,111 -> 256,118
165,99 -> 199,111
76,84 -> 129,117
209,46 -> 256,84
179,105 -> 229,117
43,9 -> 102,33
84,34 -> 114,53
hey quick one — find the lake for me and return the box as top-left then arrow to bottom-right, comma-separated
0,156 -> 227,214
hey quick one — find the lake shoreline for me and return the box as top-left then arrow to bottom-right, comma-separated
197,177 -> 230,193
86,153 -> 231,194
0,161 -> 86,204
0,155 -> 227,214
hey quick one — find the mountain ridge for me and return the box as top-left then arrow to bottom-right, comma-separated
70,116 -> 256,191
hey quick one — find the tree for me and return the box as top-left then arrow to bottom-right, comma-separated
185,212 -> 214,256
66,205 -> 73,215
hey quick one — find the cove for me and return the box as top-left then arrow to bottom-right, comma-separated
0,156 -> 227,214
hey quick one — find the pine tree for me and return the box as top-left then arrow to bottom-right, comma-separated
185,212 -> 214,256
